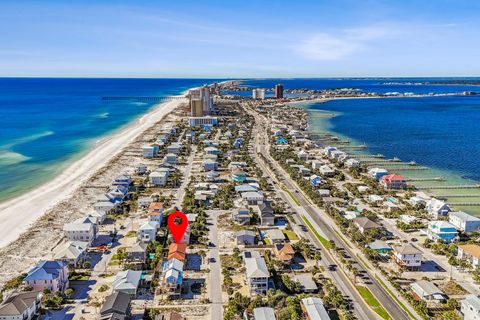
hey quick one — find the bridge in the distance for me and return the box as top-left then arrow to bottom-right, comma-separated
101,96 -> 186,102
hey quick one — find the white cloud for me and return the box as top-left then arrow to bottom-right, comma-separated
295,26 -> 390,60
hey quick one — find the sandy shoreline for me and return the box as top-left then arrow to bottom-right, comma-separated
0,96 -> 186,249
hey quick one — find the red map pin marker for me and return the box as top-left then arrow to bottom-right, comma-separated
167,211 -> 188,243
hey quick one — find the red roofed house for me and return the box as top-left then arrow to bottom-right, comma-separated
167,243 -> 187,261
381,174 -> 407,189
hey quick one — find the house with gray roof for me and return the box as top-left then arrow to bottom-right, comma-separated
112,270 -> 143,296
0,291 -> 42,320
52,241 -> 88,267
100,291 -> 131,320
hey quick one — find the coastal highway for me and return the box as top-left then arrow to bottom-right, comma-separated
248,108 -> 412,320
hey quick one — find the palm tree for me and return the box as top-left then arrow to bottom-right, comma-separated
314,251 -> 322,268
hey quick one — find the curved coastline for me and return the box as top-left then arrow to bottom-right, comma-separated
0,95 -> 186,248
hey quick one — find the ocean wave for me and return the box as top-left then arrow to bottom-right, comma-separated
97,112 -> 110,118
1,130 -> 54,150
0,150 -> 31,165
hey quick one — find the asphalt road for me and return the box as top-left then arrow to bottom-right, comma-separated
249,111 -> 411,320
208,211 -> 224,319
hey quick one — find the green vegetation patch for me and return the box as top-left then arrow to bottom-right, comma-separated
283,229 -> 299,240
282,185 -> 301,206
355,285 -> 392,320
302,216 -> 332,249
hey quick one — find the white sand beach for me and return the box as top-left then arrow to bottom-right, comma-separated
0,96 -> 186,248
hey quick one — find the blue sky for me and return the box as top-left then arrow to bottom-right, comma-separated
1,0 -> 479,77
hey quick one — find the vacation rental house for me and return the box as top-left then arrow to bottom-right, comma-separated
368,168 -> 388,180
393,244 -> 422,271
112,270 -> 142,297
63,216 -> 97,245
301,297 -> 331,320
352,217 -> 381,234
427,221 -> 458,243
410,280 -> 448,303
257,201 -> 275,226
449,211 -> 480,233
426,198 -> 450,218
0,291 -> 42,320
100,291 -> 132,320
138,221 -> 158,243
457,244 -> 480,268
52,241 -> 88,267
24,260 -> 69,294
380,174 -> 407,189
149,171 -> 168,186
461,294 -> 480,320
244,251 -> 270,296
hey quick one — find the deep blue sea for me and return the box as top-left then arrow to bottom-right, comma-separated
0,78 -> 213,201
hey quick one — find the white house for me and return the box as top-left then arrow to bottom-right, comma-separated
244,252 -> 269,295
393,244 -> 422,271
167,142 -> 183,154
163,153 -> 177,164
63,216 -> 97,244
368,167 -> 388,180
138,221 -> 158,243
142,145 -> 155,158
0,291 -> 42,320
301,297 -> 330,320
319,165 -> 335,177
457,244 -> 480,269
426,198 -> 450,218
242,191 -> 265,205
94,201 -> 115,215
138,196 -> 154,208
311,160 -> 324,170
253,307 -> 276,320
345,158 -> 360,168
410,280 -> 447,303
368,194 -> 383,204
52,241 -> 88,267
136,163 -> 148,175
149,171 -> 167,186
112,270 -> 142,296
461,294 -> 480,320
449,211 -> 480,233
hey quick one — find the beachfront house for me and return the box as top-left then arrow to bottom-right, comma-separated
346,158 -> 360,168
457,244 -> 480,268
142,145 -> 156,158
63,216 -> 97,245
380,174 -> 407,189
112,270 -> 142,297
461,294 -> 480,320
24,260 -> 69,294
52,241 -> 88,267
136,163 -> 148,175
0,291 -> 42,320
410,280 -> 448,303
301,297 -> 330,320
427,221 -> 458,243
393,244 -> 422,271
426,198 -> 450,218
244,251 -> 270,296
449,211 -> 480,233
311,160 -> 324,170
368,168 -> 388,180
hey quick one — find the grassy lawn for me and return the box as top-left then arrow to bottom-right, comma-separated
355,285 -> 392,320
283,229 -> 299,240
375,275 -> 416,320
281,185 -> 301,206
302,216 -> 332,249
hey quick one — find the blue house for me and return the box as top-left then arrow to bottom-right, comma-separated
427,221 -> 458,243
276,137 -> 288,145
309,175 -> 322,188
233,138 -> 244,148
